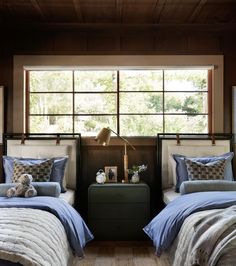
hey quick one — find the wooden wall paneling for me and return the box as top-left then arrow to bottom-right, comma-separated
120,34 -> 155,51
223,35 -> 236,133
232,86 -> 236,177
232,86 -> 236,137
0,33 -> 13,53
155,32 -> 187,52
0,87 -> 3,183
12,31 -> 54,54
187,34 -> 222,53
0,54 -> 12,133
83,146 -> 123,184
0,145 -> 2,183
53,31 -> 87,52
87,33 -> 120,51
0,86 -> 4,145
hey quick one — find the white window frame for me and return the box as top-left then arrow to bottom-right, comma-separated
13,55 -> 224,134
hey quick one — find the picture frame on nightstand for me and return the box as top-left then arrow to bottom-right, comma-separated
104,166 -> 117,183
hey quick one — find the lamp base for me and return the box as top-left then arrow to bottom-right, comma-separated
124,154 -> 129,183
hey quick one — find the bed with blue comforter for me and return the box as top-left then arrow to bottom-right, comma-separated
0,196 -> 93,266
144,191 -> 236,266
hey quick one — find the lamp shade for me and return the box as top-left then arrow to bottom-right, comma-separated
95,127 -> 111,146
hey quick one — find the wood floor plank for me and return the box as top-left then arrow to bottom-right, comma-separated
75,258 -> 95,266
84,246 -> 99,258
74,241 -> 170,266
133,247 -> 150,258
94,257 -> 116,266
134,257 -> 159,266
115,247 -> 133,259
115,258 -> 134,266
97,247 -> 115,257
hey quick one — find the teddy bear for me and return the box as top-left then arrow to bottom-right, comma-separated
7,174 -> 37,198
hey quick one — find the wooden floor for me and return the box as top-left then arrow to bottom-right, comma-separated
74,241 -> 170,266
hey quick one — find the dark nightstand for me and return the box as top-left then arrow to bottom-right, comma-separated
88,183 -> 150,240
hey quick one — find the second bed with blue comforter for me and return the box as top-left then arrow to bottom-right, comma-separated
144,191 -> 236,265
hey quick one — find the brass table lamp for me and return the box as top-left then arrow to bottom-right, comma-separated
95,127 -> 135,183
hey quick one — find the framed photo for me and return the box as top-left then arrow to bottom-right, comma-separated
104,166 -> 117,183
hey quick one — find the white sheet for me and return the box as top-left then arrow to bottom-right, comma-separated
163,188 -> 180,204
59,189 -> 75,206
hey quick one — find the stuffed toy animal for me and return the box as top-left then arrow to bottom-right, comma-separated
7,174 -> 37,198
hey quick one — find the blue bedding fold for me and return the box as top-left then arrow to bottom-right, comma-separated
143,191 -> 236,255
0,196 -> 94,257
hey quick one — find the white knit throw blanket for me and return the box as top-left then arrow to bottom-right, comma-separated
172,205 -> 236,266
0,208 -> 72,266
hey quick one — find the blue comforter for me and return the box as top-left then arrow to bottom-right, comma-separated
143,191 -> 236,255
0,196 -> 94,257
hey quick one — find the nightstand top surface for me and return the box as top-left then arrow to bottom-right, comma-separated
89,182 -> 149,188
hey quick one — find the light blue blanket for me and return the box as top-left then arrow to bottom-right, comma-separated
0,196 -> 94,257
143,191 -> 236,255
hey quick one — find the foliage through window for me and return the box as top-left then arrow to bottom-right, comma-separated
26,69 -> 209,136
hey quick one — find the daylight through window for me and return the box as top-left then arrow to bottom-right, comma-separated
26,69 -> 210,136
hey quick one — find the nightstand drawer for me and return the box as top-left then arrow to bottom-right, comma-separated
89,203 -> 149,219
88,184 -> 149,203
89,219 -> 148,240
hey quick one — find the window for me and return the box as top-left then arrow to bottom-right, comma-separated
26,69 -> 210,136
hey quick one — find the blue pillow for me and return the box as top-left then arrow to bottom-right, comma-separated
180,180 -> 236,195
50,157 -> 68,193
172,152 -> 234,193
2,156 -> 68,193
0,182 -> 61,197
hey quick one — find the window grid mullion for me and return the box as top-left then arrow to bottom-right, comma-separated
72,70 -> 75,134
25,70 -> 30,133
29,113 -> 208,116
117,71 -> 120,135
162,70 -> 165,133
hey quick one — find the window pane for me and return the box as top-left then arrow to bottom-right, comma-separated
164,70 -> 207,91
120,92 -> 163,113
29,116 -> 73,133
30,93 -> 73,114
75,93 -> 117,114
120,115 -> 163,136
120,70 -> 163,91
165,92 -> 208,113
74,71 -> 116,92
30,71 -> 72,92
27,69 -> 210,136
165,115 -> 207,133
74,115 -> 117,136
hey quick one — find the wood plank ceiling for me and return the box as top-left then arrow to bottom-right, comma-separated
0,0 -> 236,30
